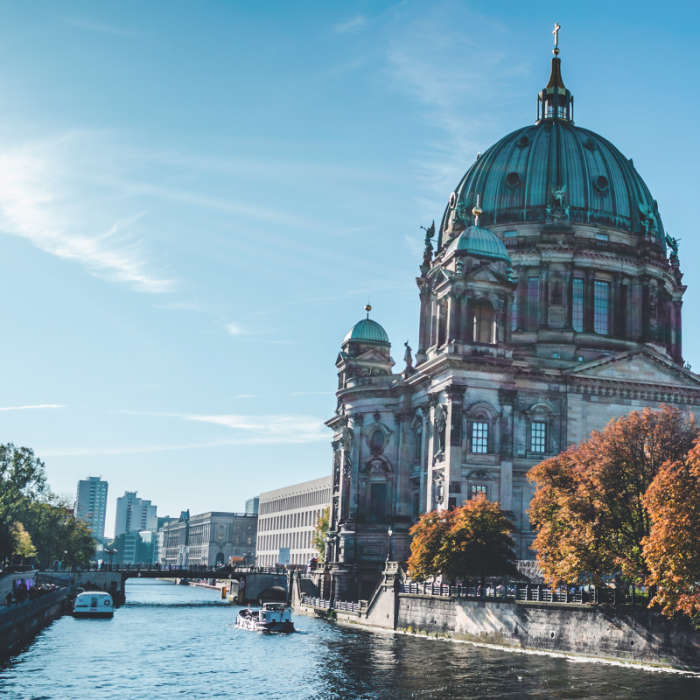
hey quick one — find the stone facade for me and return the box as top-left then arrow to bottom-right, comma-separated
256,476 -> 331,567
187,512 -> 257,567
161,510 -> 257,567
325,47 -> 700,600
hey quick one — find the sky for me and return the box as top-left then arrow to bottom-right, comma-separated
0,1 -> 699,537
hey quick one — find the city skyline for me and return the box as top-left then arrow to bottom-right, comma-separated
1,1 -> 699,535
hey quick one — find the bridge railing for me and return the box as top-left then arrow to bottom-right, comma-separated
300,595 -> 366,615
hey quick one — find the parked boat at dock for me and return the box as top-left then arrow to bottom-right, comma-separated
236,603 -> 294,633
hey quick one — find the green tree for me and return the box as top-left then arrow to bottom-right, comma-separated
23,497 -> 95,569
0,444 -> 47,564
11,521 -> 37,563
313,507 -> 330,562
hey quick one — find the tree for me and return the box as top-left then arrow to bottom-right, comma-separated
11,521 -> 37,563
445,493 -> 517,582
407,509 -> 453,581
642,442 -> 700,625
528,405 -> 698,587
313,507 -> 330,562
408,496 -> 516,582
22,497 -> 95,569
0,444 -> 47,564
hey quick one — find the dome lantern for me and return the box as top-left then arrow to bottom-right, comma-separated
537,23 -> 574,123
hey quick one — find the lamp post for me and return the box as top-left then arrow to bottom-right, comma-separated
386,527 -> 393,562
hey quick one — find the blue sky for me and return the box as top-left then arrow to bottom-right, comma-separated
1,1 -> 698,536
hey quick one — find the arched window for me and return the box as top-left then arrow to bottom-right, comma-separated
471,301 -> 496,344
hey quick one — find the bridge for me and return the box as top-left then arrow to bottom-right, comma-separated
39,566 -> 289,605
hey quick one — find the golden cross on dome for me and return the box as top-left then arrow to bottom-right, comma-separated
365,303 -> 372,319
552,22 -> 561,55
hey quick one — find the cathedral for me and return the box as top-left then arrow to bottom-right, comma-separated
324,31 -> 700,599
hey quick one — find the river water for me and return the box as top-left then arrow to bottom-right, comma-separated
1,579 -> 698,699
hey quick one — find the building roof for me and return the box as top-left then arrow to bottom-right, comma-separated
446,224 -> 511,263
439,57 -> 666,250
258,475 -> 332,503
343,318 -> 390,346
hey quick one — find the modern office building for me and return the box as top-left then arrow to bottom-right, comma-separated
112,530 -> 156,566
245,497 -> 259,515
114,491 -> 157,537
256,476 -> 331,567
74,477 -> 108,543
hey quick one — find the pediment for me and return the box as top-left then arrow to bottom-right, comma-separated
355,348 -> 395,365
466,266 -> 507,284
567,349 -> 700,388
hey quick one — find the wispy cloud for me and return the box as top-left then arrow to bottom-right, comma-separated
65,18 -> 142,39
42,410 -> 327,456
0,136 -> 173,293
0,404 -> 65,412
334,15 -> 367,34
384,6 -> 528,215
186,413 -> 326,444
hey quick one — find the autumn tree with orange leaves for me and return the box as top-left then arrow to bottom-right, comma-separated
642,442 -> 700,625
528,406 -> 698,591
408,494 -> 516,582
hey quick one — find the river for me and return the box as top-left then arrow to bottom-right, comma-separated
1,579 -> 698,699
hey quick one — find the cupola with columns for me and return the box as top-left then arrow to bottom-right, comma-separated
416,197 -> 517,364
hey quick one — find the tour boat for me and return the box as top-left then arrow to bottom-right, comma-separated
236,603 -> 294,633
72,591 -> 114,619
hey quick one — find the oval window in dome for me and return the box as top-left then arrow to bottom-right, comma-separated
584,138 -> 596,151
505,172 -> 521,188
449,192 -> 456,208
517,135 -> 529,148
594,175 -> 609,193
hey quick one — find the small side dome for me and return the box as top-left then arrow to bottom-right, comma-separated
451,225 -> 511,264
343,318 -> 390,346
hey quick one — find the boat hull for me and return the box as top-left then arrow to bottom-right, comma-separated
73,611 -> 114,619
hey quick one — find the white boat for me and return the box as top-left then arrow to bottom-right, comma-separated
236,603 -> 294,633
72,591 -> 114,618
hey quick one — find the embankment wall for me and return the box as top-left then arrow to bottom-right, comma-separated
0,588 -> 70,656
397,594 -> 700,671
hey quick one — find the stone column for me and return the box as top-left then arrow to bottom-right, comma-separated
417,285 -> 432,362
425,399 -> 438,510
349,415 -> 364,520
444,386 -> 465,509
418,409 -> 428,514
445,294 -> 456,347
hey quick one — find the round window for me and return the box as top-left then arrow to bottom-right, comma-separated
517,135 -> 529,148
506,172 -> 521,188
594,175 -> 609,193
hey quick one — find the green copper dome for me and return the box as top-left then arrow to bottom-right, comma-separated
343,318 -> 390,346
448,224 -> 511,263
438,57 -> 666,251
